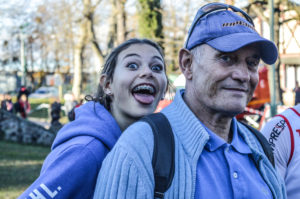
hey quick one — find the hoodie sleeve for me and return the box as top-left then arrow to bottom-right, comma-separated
18,142 -> 106,199
93,122 -> 155,199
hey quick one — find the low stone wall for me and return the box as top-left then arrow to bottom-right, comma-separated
0,109 -> 56,146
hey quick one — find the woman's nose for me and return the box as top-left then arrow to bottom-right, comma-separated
139,66 -> 153,78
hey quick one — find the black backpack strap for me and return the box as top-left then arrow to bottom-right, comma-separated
241,122 -> 275,167
140,113 -> 175,199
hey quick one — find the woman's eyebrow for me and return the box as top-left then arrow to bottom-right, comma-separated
152,55 -> 163,62
123,53 -> 141,60
123,54 -> 163,62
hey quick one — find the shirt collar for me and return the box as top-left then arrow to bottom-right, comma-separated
204,118 -> 252,154
231,118 -> 252,154
202,121 -> 226,151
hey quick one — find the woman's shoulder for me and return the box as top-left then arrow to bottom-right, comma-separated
49,136 -> 109,167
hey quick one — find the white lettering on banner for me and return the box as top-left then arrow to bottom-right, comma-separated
29,189 -> 46,199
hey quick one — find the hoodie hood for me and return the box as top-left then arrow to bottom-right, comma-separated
51,101 -> 121,150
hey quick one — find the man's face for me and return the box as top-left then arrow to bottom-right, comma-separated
187,44 -> 260,117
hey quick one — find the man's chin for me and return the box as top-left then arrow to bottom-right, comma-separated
220,105 -> 246,117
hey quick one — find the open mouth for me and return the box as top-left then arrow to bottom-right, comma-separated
132,84 -> 156,105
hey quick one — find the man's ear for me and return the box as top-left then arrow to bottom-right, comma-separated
179,48 -> 193,80
100,75 -> 113,96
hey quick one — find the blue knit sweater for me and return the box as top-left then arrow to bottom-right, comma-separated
93,90 -> 286,199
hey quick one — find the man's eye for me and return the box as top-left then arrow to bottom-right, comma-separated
247,58 -> 260,69
151,65 -> 163,72
220,55 -> 232,63
127,63 -> 138,69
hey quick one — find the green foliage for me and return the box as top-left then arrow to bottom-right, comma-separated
138,0 -> 163,40
0,141 -> 50,198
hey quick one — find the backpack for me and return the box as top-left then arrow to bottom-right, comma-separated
141,112 -> 274,199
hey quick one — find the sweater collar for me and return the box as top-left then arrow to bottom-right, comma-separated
162,89 -> 209,161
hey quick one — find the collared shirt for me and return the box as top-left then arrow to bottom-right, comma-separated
194,118 -> 272,199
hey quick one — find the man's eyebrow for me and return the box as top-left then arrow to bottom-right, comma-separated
214,51 -> 230,57
252,54 -> 261,59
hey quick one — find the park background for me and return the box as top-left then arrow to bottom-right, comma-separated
0,0 -> 299,198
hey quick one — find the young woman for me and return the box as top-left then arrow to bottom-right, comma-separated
19,38 -> 168,199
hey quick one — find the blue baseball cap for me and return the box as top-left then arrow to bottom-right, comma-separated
185,10 -> 278,65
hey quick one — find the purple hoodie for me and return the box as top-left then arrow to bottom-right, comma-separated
18,101 -> 122,199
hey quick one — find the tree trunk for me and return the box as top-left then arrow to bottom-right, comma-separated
88,16 -> 105,66
72,0 -> 89,100
274,0 -> 283,103
72,0 -> 104,100
116,0 -> 127,44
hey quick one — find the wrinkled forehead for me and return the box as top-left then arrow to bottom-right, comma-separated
192,44 -> 261,62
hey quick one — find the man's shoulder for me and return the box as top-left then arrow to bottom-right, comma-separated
104,121 -> 155,176
118,121 -> 154,153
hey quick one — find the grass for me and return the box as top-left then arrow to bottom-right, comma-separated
0,140 -> 50,199
28,103 -> 50,119
27,100 -> 68,125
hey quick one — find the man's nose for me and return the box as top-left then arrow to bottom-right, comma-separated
231,65 -> 250,82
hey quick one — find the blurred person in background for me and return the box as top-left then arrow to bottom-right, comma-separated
4,94 -> 14,113
1,93 -> 14,113
293,81 -> 300,105
14,86 -> 31,118
262,104 -> 300,199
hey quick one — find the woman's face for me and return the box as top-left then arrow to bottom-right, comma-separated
107,43 -> 167,128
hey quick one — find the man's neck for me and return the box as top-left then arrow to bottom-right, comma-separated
183,93 -> 234,143
200,116 -> 233,143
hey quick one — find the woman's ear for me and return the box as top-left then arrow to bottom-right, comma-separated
179,48 -> 193,80
100,75 -> 113,96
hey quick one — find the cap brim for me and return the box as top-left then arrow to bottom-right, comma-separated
206,33 -> 278,65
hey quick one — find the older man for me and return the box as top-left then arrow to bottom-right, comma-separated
93,3 -> 286,199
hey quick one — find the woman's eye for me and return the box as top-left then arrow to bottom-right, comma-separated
127,63 -> 138,69
151,65 -> 163,72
